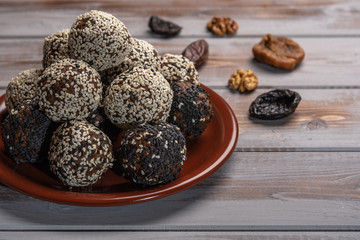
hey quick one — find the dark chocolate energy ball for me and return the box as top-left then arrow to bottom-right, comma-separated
37,58 -> 102,122
49,120 -> 114,187
2,102 -> 52,164
43,29 -> 70,68
69,10 -> 132,71
100,38 -> 160,84
118,122 -> 187,186
5,68 -> 43,112
169,81 -> 213,140
160,54 -> 200,85
104,67 -> 173,129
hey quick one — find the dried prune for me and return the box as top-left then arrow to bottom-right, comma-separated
182,39 -> 209,69
249,89 -> 301,120
148,16 -> 182,37
252,34 -> 305,70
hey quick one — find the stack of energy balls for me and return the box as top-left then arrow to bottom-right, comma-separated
2,10 -> 213,188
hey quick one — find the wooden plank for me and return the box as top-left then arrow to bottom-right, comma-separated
0,0 -> 360,37
1,231 -> 360,240
214,88 -> 360,151
1,37 -> 360,88
0,152 -> 359,230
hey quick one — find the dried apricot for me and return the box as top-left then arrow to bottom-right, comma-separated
252,34 -> 305,70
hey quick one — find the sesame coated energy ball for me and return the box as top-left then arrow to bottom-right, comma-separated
160,53 -> 200,85
2,102 -> 52,164
49,120 -> 114,187
100,38 -> 160,84
104,66 -> 173,129
117,122 -> 187,186
169,81 -> 213,140
37,58 -> 102,122
5,68 -> 43,112
68,10 -> 132,72
42,29 -> 70,68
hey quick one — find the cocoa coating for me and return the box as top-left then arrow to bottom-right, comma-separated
117,122 -> 187,186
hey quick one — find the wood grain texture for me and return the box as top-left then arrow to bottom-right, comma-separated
0,0 -> 360,37
0,152 -> 359,230
1,37 -> 360,87
215,88 -> 360,150
1,231 -> 360,240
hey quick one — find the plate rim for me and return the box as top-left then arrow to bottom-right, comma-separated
0,84 -> 239,206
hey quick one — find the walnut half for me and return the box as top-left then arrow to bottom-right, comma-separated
207,16 -> 238,36
228,69 -> 258,93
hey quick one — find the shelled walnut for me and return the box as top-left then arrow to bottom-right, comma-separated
207,16 -> 238,36
228,69 -> 258,93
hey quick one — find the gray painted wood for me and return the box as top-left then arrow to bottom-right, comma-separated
1,0 -> 360,37
1,231 -> 360,240
0,152 -> 359,230
1,37 -> 360,87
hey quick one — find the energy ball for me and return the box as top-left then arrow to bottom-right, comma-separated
2,102 -> 52,164
100,38 -> 160,84
49,120 -> 114,187
37,58 -> 102,122
117,122 -> 187,186
160,53 -> 200,85
5,69 -> 43,112
68,10 -> 132,71
104,67 -> 173,129
169,81 -> 213,140
43,29 -> 70,68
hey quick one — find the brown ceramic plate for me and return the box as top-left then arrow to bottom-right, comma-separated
0,85 -> 238,206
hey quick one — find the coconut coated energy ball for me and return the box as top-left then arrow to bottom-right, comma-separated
37,58 -> 102,122
42,29 -> 71,68
117,122 -> 187,186
5,68 -> 43,112
2,102 -> 52,164
49,120 -> 114,187
104,67 -> 173,129
68,10 -> 132,71
169,81 -> 213,140
160,53 -> 200,85
100,38 -> 160,84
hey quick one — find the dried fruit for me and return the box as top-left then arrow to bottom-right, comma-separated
252,34 -> 305,70
148,16 -> 182,37
207,16 -> 238,36
249,89 -> 301,120
182,39 -> 209,69
228,69 -> 258,93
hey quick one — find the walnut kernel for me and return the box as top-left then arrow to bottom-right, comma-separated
207,16 -> 238,36
228,69 -> 258,93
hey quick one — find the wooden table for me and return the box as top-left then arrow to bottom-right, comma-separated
1,0 -> 360,239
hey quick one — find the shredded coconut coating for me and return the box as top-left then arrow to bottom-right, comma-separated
49,120 -> 114,187
5,68 -> 43,112
100,38 -> 160,84
104,67 -> 173,129
43,29 -> 70,68
68,10 -> 132,71
160,53 -> 200,85
37,58 -> 102,122
118,122 -> 187,186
